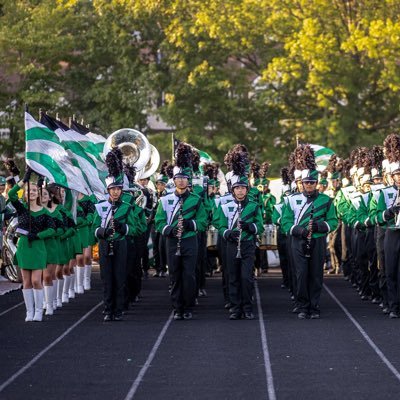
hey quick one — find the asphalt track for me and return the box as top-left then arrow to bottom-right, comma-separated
1,271 -> 400,400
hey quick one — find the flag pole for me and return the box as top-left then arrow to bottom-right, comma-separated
171,132 -> 175,162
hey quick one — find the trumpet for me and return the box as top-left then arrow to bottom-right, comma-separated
304,202 -> 314,258
108,200 -> 116,256
236,201 -> 242,259
175,196 -> 184,256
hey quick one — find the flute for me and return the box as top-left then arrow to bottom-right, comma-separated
108,200 -> 116,256
304,202 -> 314,258
175,196 -> 184,256
236,201 -> 242,259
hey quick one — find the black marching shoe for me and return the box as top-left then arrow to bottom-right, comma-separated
297,312 -> 308,320
229,312 -> 242,320
173,312 -> 183,321
244,312 -> 255,320
224,302 -> 232,310
183,312 -> 193,320
103,314 -> 113,322
114,313 -> 123,321
389,311 -> 399,319
310,312 -> 320,319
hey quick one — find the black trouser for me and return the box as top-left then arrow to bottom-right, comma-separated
218,234 -> 229,303
277,231 -> 290,288
354,229 -> 370,296
152,228 -> 167,274
99,239 -> 127,315
376,226 -> 388,306
166,236 -> 198,313
125,236 -> 143,306
287,235 -> 297,300
341,224 -> 353,278
291,236 -> 326,314
226,240 -> 256,314
350,228 -> 360,286
366,226 -> 379,298
196,231 -> 207,291
384,229 -> 400,313
141,224 -> 152,273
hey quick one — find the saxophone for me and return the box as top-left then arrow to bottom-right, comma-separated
236,201 -> 242,259
175,196 -> 184,256
304,202 -> 314,258
108,200 -> 116,256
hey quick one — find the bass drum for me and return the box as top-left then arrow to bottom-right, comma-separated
259,224 -> 278,250
206,226 -> 218,251
1,217 -> 22,283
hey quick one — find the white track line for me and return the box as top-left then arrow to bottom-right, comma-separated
324,283 -> 400,382
255,281 -> 277,400
0,301 -> 24,317
123,312 -> 173,400
0,301 -> 103,394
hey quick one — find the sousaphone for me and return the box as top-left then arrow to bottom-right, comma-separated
103,128 -> 151,171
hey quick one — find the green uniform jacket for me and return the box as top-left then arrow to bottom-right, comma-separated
376,185 -> 400,230
213,197 -> 264,241
155,190 -> 208,238
334,185 -> 356,225
281,192 -> 338,238
261,193 -> 276,224
121,192 -> 147,236
92,198 -> 145,241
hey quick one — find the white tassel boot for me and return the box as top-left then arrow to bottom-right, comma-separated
62,275 -> 70,303
76,267 -> 84,294
44,286 -> 54,316
57,278 -> 64,308
52,279 -> 58,309
22,288 -> 34,322
83,264 -> 92,290
33,289 -> 44,322
74,266 -> 78,292
69,272 -> 76,299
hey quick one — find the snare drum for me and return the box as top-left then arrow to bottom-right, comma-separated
259,224 -> 277,250
206,226 -> 218,251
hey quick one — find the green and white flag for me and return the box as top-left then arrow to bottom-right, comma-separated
25,112 -> 91,195
310,144 -> 335,171
40,114 -> 107,200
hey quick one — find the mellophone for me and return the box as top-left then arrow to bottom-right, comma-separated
258,224 -> 278,250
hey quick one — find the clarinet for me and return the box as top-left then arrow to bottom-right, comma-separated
304,202 -> 314,258
236,201 -> 242,259
175,196 -> 184,256
108,200 -> 116,256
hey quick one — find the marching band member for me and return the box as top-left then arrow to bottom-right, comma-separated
40,183 -> 64,315
46,184 -> 77,304
11,167 -> 56,322
368,147 -> 388,312
326,155 -> 342,275
152,161 -> 170,278
213,149 -> 263,320
93,149 -> 144,321
121,157 -> 147,309
347,148 -> 372,300
376,134 -> 400,318
191,149 -> 210,297
272,167 -> 292,291
155,142 -> 207,320
281,145 -> 338,319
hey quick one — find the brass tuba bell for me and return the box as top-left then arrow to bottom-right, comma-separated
103,128 -> 151,171
136,144 -> 160,180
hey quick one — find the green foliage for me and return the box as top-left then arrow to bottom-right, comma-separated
1,0 -> 400,175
